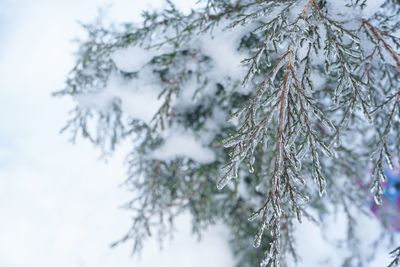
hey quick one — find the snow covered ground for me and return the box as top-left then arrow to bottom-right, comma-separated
0,0 -> 395,266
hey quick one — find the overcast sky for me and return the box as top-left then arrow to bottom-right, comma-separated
0,1 -> 394,267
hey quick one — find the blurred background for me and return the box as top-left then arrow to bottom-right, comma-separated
0,1 -> 393,266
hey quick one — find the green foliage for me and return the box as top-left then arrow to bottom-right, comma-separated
57,0 -> 400,266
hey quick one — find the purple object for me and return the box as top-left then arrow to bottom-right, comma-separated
370,169 -> 400,231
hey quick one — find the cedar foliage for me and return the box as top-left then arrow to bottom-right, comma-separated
56,0 -> 400,266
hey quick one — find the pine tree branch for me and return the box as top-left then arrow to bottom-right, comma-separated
361,19 -> 400,68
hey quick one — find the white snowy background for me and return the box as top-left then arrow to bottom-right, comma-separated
0,0 -> 395,266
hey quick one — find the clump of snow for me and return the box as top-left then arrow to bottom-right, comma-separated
359,0 -> 386,17
176,75 -> 218,108
310,72 -> 326,90
200,106 -> 227,144
151,126 -> 216,164
75,68 -> 164,124
74,88 -> 116,111
151,106 -> 226,164
111,45 -> 161,73
177,74 -> 202,105
326,0 -> 385,20
199,21 -> 250,81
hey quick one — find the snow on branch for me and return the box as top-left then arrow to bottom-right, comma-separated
57,0 -> 400,266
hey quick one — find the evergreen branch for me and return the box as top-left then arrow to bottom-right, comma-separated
389,246 -> 400,267
361,19 -> 400,68
57,1 -> 400,266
